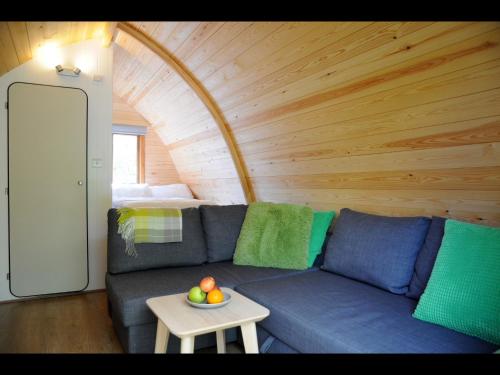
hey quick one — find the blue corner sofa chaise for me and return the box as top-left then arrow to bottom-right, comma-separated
105,206 -> 497,353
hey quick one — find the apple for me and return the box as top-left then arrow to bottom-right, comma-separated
200,276 -> 216,293
188,286 -> 206,304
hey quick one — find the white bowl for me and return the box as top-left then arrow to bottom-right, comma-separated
185,291 -> 231,309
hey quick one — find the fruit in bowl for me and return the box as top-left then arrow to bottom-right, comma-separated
199,276 -> 216,293
188,276 -> 225,305
188,286 -> 207,304
207,289 -> 224,304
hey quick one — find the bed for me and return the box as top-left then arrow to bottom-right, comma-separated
112,183 -> 216,209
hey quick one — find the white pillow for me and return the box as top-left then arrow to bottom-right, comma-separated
112,184 -> 152,198
150,184 -> 194,199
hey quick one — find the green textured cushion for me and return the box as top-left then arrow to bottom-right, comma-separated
307,210 -> 336,267
413,219 -> 500,345
233,202 -> 313,270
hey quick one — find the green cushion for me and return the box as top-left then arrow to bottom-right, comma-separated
413,219 -> 500,345
233,202 -> 313,270
308,210 -> 336,267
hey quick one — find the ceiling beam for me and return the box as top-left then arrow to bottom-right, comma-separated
115,22 -> 255,203
103,22 -> 118,47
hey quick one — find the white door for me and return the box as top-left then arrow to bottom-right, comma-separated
8,82 -> 88,297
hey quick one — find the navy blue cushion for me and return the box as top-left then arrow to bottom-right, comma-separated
200,205 -> 248,263
406,216 -> 446,299
107,208 -> 208,274
322,208 -> 431,294
235,270 -> 497,353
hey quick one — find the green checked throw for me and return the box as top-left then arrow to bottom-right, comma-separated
117,208 -> 183,257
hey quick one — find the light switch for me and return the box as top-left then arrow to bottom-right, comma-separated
91,158 -> 103,168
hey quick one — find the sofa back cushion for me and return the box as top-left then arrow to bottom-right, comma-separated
413,219 -> 500,346
313,232 -> 332,268
308,211 -> 336,267
200,205 -> 248,263
322,208 -> 431,294
107,208 -> 208,274
406,216 -> 446,299
233,202 -> 313,270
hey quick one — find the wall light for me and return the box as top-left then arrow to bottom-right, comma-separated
55,65 -> 81,77
36,41 -> 63,69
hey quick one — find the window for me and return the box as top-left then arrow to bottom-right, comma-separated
112,125 -> 147,184
113,134 -> 138,184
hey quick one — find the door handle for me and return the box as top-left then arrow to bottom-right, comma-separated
77,180 -> 84,186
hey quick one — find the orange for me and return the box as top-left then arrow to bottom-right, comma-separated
207,289 -> 224,304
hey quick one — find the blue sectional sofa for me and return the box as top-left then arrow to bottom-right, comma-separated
105,206 -> 497,353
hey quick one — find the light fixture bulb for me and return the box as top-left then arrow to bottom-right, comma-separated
37,42 -> 62,69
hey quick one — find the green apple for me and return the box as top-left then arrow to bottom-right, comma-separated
188,286 -> 207,303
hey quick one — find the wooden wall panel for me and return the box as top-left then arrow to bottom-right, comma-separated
112,93 -> 149,126
144,128 -> 181,186
112,94 -> 180,186
113,22 -> 500,225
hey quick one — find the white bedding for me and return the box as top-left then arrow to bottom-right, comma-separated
112,197 -> 216,209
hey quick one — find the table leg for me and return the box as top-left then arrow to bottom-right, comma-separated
180,336 -> 195,353
216,330 -> 226,354
154,320 -> 170,354
240,322 -> 259,353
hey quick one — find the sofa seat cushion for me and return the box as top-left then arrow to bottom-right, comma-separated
256,325 -> 299,354
235,270 -> 497,353
106,262 -> 314,327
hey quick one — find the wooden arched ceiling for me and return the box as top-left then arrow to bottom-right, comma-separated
115,22 -> 254,203
113,21 -> 500,225
1,22 -> 497,223
0,22 -> 116,76
113,22 -> 251,204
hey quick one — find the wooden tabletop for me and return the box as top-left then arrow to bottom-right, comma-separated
146,287 -> 270,338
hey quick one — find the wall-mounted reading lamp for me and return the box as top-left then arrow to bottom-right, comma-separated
55,65 -> 81,77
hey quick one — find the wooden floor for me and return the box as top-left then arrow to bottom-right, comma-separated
0,291 -> 123,353
0,291 -> 243,353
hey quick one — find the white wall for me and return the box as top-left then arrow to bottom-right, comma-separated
0,39 -> 113,302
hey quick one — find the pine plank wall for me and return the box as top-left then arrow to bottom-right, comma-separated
85,22 -> 500,225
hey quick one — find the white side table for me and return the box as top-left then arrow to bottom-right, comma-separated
146,287 -> 270,354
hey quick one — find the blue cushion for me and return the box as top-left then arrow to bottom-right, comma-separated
322,208 -> 431,294
406,216 -> 446,299
107,208 -> 207,274
235,270 -> 497,353
106,261 -> 314,327
200,204 -> 247,263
